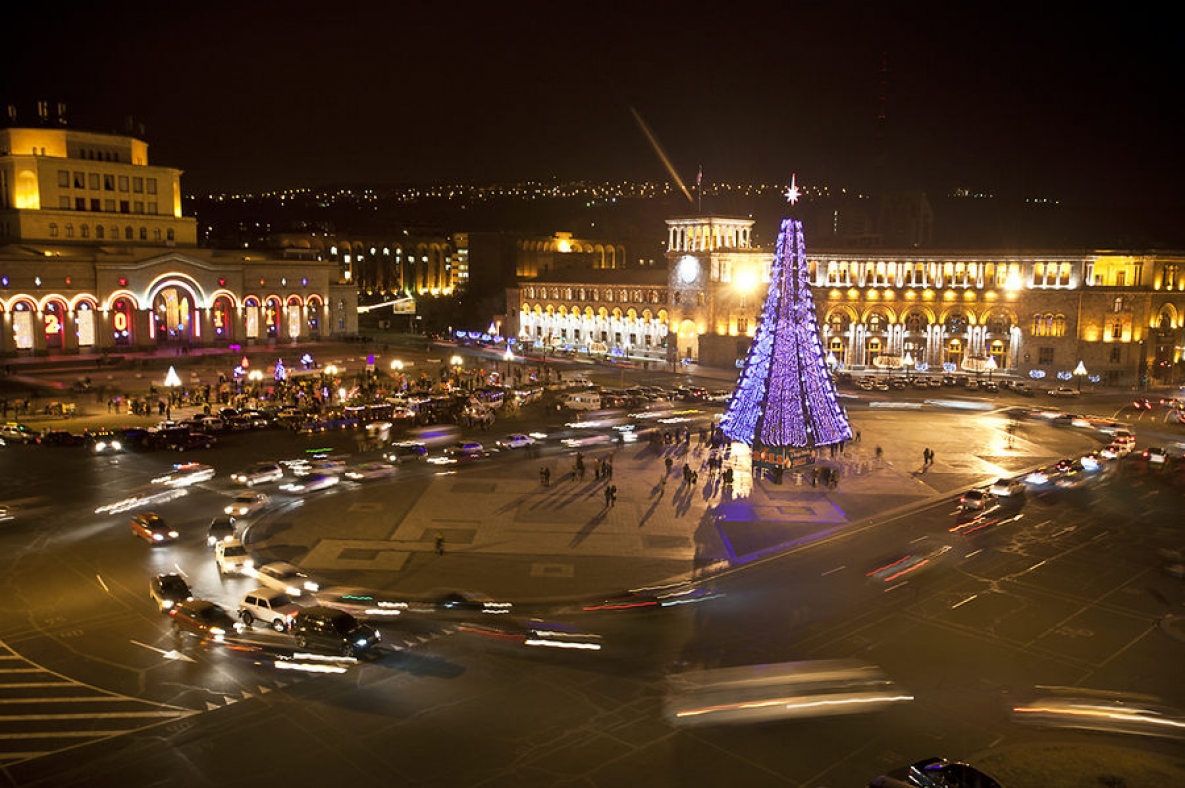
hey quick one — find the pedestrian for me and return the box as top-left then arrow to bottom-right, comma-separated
659,475 -> 667,495
593,458 -> 601,479
875,445 -> 883,461
664,456 -> 673,475
691,470 -> 698,486
434,531 -> 445,556
856,429 -> 862,442
604,485 -> 613,507
610,484 -> 617,506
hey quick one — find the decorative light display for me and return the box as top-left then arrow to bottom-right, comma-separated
720,218 -> 852,448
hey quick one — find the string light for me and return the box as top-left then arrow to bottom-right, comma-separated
721,218 -> 852,448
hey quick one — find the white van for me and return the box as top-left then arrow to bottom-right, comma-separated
563,392 -> 602,411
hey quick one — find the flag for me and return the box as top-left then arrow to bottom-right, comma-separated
697,165 -> 703,187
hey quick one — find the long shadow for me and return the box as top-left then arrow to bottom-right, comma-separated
569,508 -> 608,547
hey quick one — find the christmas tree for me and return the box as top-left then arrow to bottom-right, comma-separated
720,216 -> 851,450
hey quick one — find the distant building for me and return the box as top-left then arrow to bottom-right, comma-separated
0,118 -> 356,355
507,214 -> 1185,387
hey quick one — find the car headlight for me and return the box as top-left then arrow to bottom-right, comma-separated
112,441 -> 121,450
286,585 -> 301,596
95,442 -> 108,451
153,533 -> 165,541
161,599 -> 174,609
304,581 -> 320,592
243,560 -> 254,570
168,531 -> 179,539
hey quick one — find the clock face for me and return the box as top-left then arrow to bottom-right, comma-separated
677,256 -> 700,284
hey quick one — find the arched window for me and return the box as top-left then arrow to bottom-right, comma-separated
1051,314 -> 1066,337
904,311 -> 926,332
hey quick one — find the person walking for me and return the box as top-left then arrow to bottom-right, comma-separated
604,485 -> 613,508
609,484 -> 617,507
434,532 -> 445,556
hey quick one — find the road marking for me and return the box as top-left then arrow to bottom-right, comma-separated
96,574 -> 111,595
885,581 -> 910,593
821,565 -> 846,576
129,640 -> 197,663
1021,560 -> 1046,575
951,594 -> 978,609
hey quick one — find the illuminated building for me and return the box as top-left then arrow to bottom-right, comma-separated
0,113 -> 356,355
507,214 -> 1185,387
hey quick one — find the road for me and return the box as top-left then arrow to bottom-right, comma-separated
1,354 -> 1183,787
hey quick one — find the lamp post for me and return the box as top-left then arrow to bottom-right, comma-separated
985,355 -> 997,381
902,352 -> 914,382
450,355 -> 464,390
163,365 -> 182,421
1073,360 -> 1088,392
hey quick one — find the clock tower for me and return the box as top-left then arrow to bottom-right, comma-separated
665,215 -> 758,363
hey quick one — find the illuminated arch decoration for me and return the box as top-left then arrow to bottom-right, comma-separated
306,294 -> 323,337
150,284 -> 196,343
285,295 -> 303,340
111,297 -> 135,345
10,299 -> 37,350
264,296 -> 282,339
42,298 -> 68,350
211,295 -> 235,340
721,218 -> 851,452
243,296 -> 261,339
74,297 -> 99,348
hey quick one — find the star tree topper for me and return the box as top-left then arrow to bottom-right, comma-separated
785,173 -> 800,205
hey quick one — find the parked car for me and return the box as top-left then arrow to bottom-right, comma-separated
238,588 -> 301,632
215,539 -> 253,575
206,516 -> 237,547
130,512 -> 179,544
0,422 -> 39,444
149,572 -> 193,612
290,606 -> 381,657
41,430 -> 86,447
169,599 -> 242,643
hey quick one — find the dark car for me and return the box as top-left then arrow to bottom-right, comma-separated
291,606 -> 380,657
174,432 -> 216,452
86,429 -> 127,454
871,756 -> 1003,788
41,430 -> 87,447
149,572 -> 193,612
169,599 -> 241,643
206,516 -> 237,547
384,442 -> 428,463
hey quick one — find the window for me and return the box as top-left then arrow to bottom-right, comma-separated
133,177 -> 143,193
89,173 -> 100,190
74,197 -> 86,211
73,172 -> 85,188
58,170 -> 69,188
139,227 -> 148,240
65,223 -> 74,238
90,198 -> 100,211
124,226 -> 133,240
1038,347 -> 1054,365
104,199 -> 115,212
119,200 -> 129,214
1115,271 -> 1126,287
80,224 -> 89,238
118,175 -> 129,192
49,223 -> 59,237
1110,321 -> 1122,340
134,201 -> 143,213
146,178 -> 157,194
905,312 -> 925,332
103,174 -> 115,191
1110,346 -> 1122,363
153,228 -> 161,241
166,229 -> 174,242
96,225 -> 104,239
148,201 -> 158,214
737,317 -> 748,334
1051,314 -> 1066,337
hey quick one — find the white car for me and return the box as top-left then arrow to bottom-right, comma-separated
989,477 -> 1026,497
224,491 -> 270,517
215,539 -> 254,576
231,462 -> 284,486
1047,387 -> 1080,398
254,561 -> 319,596
151,462 -> 215,487
279,473 -> 340,494
292,457 -> 347,477
343,462 -> 397,481
238,588 -> 301,632
1143,447 -> 1168,466
496,434 -> 536,450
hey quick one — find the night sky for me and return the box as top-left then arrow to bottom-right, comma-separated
3,1 -> 1182,238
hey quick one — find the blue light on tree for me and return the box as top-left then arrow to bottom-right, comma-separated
720,218 -> 851,449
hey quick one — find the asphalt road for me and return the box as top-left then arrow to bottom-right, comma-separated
1,361 -> 1184,787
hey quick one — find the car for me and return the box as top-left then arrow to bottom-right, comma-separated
443,441 -> 486,460
215,539 -> 254,575
254,561 -> 319,596
129,512 -> 179,544
1113,430 -> 1137,449
1143,447 -> 1168,466
230,462 -> 284,486
86,429 -> 126,454
279,473 -> 340,494
981,381 -> 999,393
989,477 -> 1026,497
496,433 -> 536,450
238,588 -> 301,631
343,462 -> 397,481
963,379 -> 979,391
1047,386 -> 1080,398
0,422 -> 39,444
151,462 -> 216,487
206,516 -> 237,547
958,489 -> 994,511
1132,397 -> 1153,410
384,442 -> 427,463
1025,466 -> 1054,485
41,430 -> 86,447
560,433 -> 612,448
290,606 -> 381,657
149,572 -> 193,612
292,457 -> 347,477
1011,381 -> 1033,396
875,756 -> 1003,788
172,431 -> 217,452
1099,443 -> 1127,459
224,491 -> 270,517
169,599 -> 242,643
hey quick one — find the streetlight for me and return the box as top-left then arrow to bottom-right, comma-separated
902,352 -> 914,382
1073,360 -> 1088,392
450,355 -> 464,390
985,355 -> 997,381
163,365 -> 182,421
